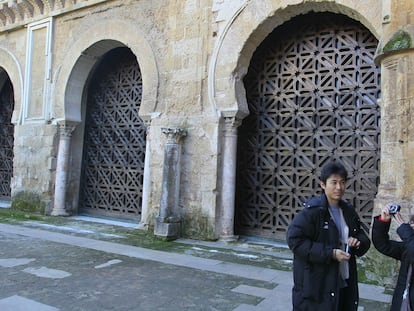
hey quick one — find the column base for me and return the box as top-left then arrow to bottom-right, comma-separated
136,222 -> 149,231
51,208 -> 69,216
219,234 -> 239,242
154,216 -> 181,241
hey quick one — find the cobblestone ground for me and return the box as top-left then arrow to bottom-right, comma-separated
0,218 -> 392,311
0,231 -> 270,311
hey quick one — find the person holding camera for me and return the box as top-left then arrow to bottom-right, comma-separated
372,205 -> 414,311
287,161 -> 371,310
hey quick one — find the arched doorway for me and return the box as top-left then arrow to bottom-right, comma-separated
0,71 -> 14,202
236,12 -> 381,240
79,47 -> 146,220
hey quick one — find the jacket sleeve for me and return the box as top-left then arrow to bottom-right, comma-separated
287,208 -> 333,264
350,211 -> 371,257
372,216 -> 404,260
397,223 -> 414,264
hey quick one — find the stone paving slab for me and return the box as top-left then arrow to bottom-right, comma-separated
0,295 -> 59,311
0,223 -> 392,311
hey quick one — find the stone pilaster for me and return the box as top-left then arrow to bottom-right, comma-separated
154,127 -> 187,240
374,25 -> 414,217
51,120 -> 78,216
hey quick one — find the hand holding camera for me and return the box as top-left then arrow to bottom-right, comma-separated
393,211 -> 405,226
380,204 -> 401,221
381,204 -> 407,227
333,236 -> 361,262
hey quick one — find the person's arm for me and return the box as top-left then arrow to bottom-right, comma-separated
287,208 -> 334,264
352,228 -> 370,257
371,207 -> 404,260
347,210 -> 371,257
395,213 -> 414,263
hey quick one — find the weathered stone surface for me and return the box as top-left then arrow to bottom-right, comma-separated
0,1 -> 412,276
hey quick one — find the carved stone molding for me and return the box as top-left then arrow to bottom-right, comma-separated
0,0 -> 109,31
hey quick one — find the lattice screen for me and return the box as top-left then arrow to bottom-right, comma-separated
236,13 -> 381,240
0,78 -> 14,200
80,48 -> 145,219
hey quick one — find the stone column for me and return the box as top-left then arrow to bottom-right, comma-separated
370,2 -> 414,289
154,127 -> 187,240
375,54 -> 414,214
374,18 -> 414,218
51,120 -> 78,216
138,120 -> 151,229
219,116 -> 241,241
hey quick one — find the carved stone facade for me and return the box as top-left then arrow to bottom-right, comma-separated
0,0 -> 412,248
374,0 -> 414,218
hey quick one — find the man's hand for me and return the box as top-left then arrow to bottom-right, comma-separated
332,249 -> 350,262
347,237 -> 360,249
393,212 -> 405,227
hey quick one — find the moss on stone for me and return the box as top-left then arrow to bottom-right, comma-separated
359,247 -> 399,289
11,191 -> 46,215
383,30 -> 412,53
182,213 -> 216,240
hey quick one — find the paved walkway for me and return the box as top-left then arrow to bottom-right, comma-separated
0,222 -> 392,310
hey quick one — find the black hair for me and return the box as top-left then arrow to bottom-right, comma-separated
320,161 -> 348,183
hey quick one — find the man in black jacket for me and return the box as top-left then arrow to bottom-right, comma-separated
287,161 -> 371,310
372,206 -> 414,311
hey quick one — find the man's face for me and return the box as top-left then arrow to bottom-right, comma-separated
320,174 -> 346,206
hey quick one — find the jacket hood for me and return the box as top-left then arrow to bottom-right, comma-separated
303,194 -> 351,209
303,194 -> 328,209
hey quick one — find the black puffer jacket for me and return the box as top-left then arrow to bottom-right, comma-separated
371,216 -> 414,311
287,194 -> 371,311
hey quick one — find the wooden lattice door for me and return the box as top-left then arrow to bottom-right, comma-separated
80,48 -> 145,219
236,13 -> 381,240
0,76 -> 14,201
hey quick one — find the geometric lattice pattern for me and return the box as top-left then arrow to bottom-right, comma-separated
80,48 -> 145,219
236,13 -> 381,240
0,78 -> 14,200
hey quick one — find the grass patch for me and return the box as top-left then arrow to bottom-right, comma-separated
0,208 -> 47,223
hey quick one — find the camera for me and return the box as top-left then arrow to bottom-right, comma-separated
345,244 -> 349,253
388,204 -> 401,215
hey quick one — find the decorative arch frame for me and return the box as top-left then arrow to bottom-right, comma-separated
212,0 -> 382,240
209,0 -> 381,120
51,18 -> 158,218
0,47 -> 24,124
54,18 -> 159,123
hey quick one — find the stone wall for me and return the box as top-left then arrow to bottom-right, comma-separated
0,0 -> 413,244
12,123 -> 57,199
375,1 -> 414,217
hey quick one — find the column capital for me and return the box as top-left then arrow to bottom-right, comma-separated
161,127 -> 187,144
375,27 -> 414,65
223,115 -> 242,129
56,119 -> 79,138
56,119 -> 80,127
